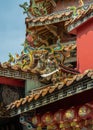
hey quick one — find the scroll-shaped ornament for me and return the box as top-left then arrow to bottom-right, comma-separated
20,116 -> 33,129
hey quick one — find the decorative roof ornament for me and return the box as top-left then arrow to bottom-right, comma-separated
29,0 -> 48,16
67,6 -> 77,19
54,36 -> 63,51
8,53 -> 15,63
19,2 -> 34,18
46,0 -> 57,7
78,0 -> 84,7
22,39 -> 35,54
66,0 -> 84,19
20,115 -> 35,129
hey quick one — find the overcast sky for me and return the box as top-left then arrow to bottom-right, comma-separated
0,0 -> 29,62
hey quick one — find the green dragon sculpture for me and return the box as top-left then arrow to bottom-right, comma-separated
30,0 -> 47,16
19,2 -> 33,17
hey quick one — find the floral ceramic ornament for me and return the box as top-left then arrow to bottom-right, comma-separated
63,108 -> 78,129
31,114 -> 42,130
78,105 -> 92,119
54,109 -> 64,124
64,108 -> 76,122
78,105 -> 93,128
41,112 -> 54,126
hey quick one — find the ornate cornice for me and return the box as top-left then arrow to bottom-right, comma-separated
8,77 -> 93,117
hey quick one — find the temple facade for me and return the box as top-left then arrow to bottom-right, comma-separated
1,0 -> 93,130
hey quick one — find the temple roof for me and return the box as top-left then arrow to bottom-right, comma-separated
0,43 -> 76,80
3,1 -> 93,118
6,69 -> 93,117
0,62 -> 32,80
26,3 -> 93,30
26,11 -> 72,27
66,4 -> 93,33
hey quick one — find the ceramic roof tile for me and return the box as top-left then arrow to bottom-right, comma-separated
6,69 -> 93,111
75,74 -> 85,81
34,90 -> 42,100
65,78 -> 75,86
49,86 -> 57,93
66,5 -> 93,32
42,87 -> 50,97
34,93 -> 41,100
57,82 -> 65,90
11,104 -> 16,109
7,69 -> 93,111
22,96 -> 30,105
28,95 -> 34,103
48,15 -> 54,20
10,100 -> 19,109
1,63 -> 9,69
87,71 -> 93,78
11,65 -> 20,70
26,11 -> 72,27
56,14 -> 62,19
16,101 -> 21,108
16,100 -> 23,108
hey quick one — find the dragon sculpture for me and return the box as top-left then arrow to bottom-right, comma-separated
39,38 -> 79,80
20,0 -> 57,17
67,0 -> 84,18
3,0 -> 81,86
19,2 -> 34,18
8,36 -> 78,84
29,0 -> 48,16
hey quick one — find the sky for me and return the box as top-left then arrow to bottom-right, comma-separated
0,0 -> 29,62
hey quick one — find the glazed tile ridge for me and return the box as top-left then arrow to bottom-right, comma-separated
66,5 -> 93,33
25,10 -> 73,26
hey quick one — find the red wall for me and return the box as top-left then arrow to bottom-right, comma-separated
0,77 -> 25,87
77,18 -> 93,73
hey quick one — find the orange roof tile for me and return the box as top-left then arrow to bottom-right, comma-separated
6,69 -> 93,111
28,95 -> 34,103
26,11 -> 73,27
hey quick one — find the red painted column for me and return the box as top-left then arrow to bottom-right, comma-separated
77,18 -> 93,73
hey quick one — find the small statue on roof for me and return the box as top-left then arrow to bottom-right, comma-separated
19,2 -> 29,14
54,36 -> 63,51
30,0 -> 47,16
19,2 -> 33,18
8,53 -> 15,63
22,39 -> 35,54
